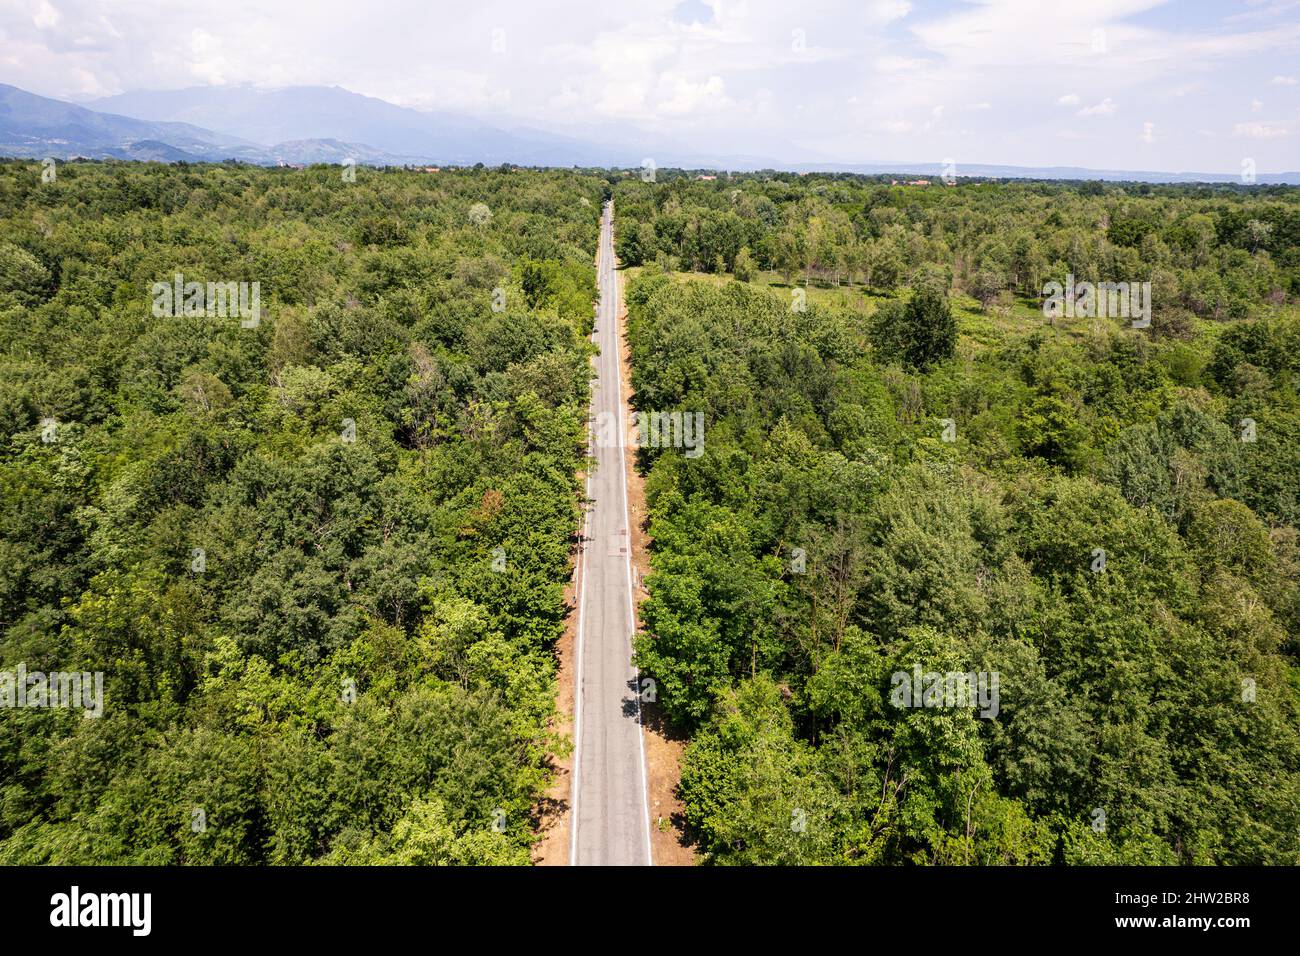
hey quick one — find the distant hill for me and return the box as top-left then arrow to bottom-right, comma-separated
0,83 -> 441,165
2,81 -> 1296,183
89,85 -> 620,167
787,161 -> 1300,186
0,83 -> 264,161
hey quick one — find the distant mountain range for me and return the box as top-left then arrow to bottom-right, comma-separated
780,159 -> 1300,182
2,82 -> 1297,184
783,161 -> 1300,185
86,85 -> 624,167
0,83 -> 265,162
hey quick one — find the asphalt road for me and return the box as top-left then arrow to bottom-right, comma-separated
569,201 -> 653,867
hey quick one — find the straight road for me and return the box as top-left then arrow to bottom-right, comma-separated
570,201 -> 653,866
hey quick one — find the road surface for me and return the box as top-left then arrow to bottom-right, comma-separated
570,201 -> 653,866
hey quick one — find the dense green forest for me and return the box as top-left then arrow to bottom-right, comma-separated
618,172 -> 1300,864
3,159 -> 1298,867
0,159 -> 606,863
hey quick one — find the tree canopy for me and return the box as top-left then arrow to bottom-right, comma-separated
621,169 -> 1300,865
0,158 -> 605,864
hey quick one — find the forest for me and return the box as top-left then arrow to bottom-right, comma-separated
2,158 -> 1298,867
616,171 -> 1300,864
0,159 -> 606,863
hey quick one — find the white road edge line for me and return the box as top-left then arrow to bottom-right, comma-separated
568,212 -> 599,868
568,412 -> 592,867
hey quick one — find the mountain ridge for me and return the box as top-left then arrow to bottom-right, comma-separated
2,82 -> 1297,183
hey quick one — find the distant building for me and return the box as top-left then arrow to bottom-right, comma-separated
696,174 -> 717,180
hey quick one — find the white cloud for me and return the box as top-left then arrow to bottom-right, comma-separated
1140,120 -> 1155,143
655,74 -> 729,114
876,118 -> 913,134
69,64 -> 109,96
864,0 -> 912,24
919,103 -> 945,131
1078,97 -> 1116,117
187,29 -> 236,86
874,55 -> 933,73
1233,121 -> 1289,138
0,0 -> 1297,171
33,0 -> 59,30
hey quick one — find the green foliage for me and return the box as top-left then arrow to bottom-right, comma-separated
623,170 -> 1300,866
868,286 -> 957,371
613,171 -> 1299,324
0,159 -> 604,864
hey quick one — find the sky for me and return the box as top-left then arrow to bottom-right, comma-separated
1,0 -> 1298,172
